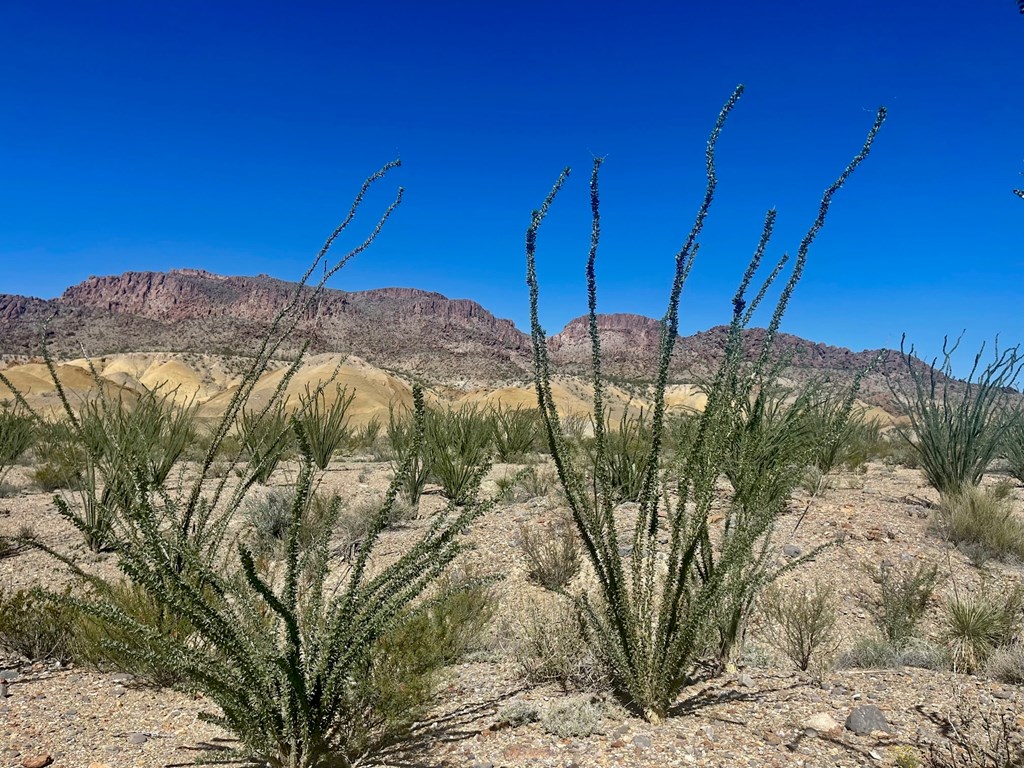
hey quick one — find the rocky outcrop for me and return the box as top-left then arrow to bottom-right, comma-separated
0,269 -> 929,410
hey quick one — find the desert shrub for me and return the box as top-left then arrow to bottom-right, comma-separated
558,411 -> 590,445
246,487 -> 341,557
882,431 -> 923,469
985,643 -> 1024,685
74,580 -> 194,686
425,405 -> 493,504
943,586 -> 1022,673
295,383 -> 354,470
839,635 -> 947,671
518,516 -> 581,590
0,587 -> 77,663
343,578 -> 494,757
490,404 -> 540,462
938,486 -> 1024,564
760,579 -> 839,674
236,401 -> 294,484
540,696 -> 608,738
31,418 -> 85,491
0,406 -> 34,485
921,689 -> 1024,768
862,560 -> 940,651
513,598 -> 604,691
494,700 -> 541,728
893,336 -> 1023,498
349,417 -> 382,453
526,86 -> 885,720
999,414 -> 1024,484
803,391 -> 884,479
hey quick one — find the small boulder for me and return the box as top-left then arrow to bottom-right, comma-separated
845,705 -> 893,736
21,756 -> 53,768
803,712 -> 841,733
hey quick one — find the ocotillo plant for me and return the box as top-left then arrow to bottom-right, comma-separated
1,162 -> 492,767
527,85 -> 885,721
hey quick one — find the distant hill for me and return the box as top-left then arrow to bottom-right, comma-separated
0,269 -> 923,413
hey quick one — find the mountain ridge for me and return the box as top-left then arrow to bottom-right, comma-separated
1,269 -> 907,410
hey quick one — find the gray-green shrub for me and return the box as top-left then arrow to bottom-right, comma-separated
760,579 -> 839,673
863,560 -> 940,651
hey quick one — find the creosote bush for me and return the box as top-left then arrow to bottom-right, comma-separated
527,85 -> 885,721
862,560 -> 940,652
0,586 -> 77,663
760,579 -> 839,675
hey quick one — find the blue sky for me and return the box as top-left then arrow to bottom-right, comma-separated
1,1 -> 1022,372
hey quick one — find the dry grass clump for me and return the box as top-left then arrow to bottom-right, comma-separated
518,515 -> 581,591
937,486 -> 1024,564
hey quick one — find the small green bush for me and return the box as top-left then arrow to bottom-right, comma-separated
31,419 -> 85,491
237,401 -> 294,484
0,587 -> 77,663
490,404 -> 540,462
425,405 -> 493,504
580,409 -> 652,504
246,488 -> 340,556
295,384 -> 354,470
74,581 -> 194,686
937,486 -> 1024,564
863,560 -> 940,651
0,407 -> 34,485
760,579 -> 839,673
346,579 -> 494,755
387,401 -> 430,506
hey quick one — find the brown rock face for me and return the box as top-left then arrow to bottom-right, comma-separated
0,269 -> 928,411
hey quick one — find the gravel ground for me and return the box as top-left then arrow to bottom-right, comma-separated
2,458 -> 1023,767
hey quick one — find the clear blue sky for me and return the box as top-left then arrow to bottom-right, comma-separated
2,1 -> 1022,372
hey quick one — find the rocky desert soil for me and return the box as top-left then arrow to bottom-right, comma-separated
2,453 -> 1023,768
